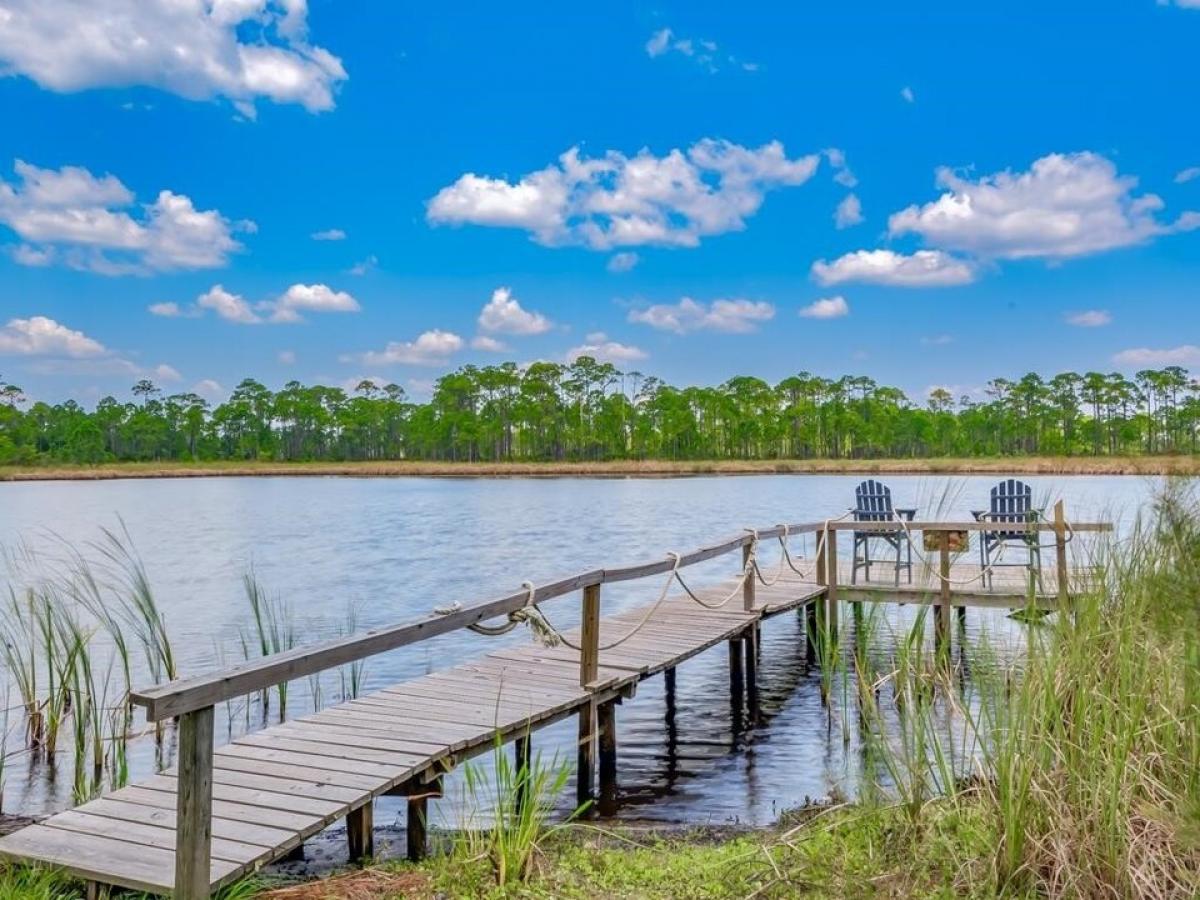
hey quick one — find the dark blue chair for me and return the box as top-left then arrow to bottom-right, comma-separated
972,479 -> 1044,590
850,479 -> 916,585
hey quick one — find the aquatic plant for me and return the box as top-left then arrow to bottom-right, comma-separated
243,571 -> 297,721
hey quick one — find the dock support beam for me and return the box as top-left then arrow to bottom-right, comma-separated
175,705 -> 214,900
347,801 -> 374,862
514,733 -> 531,814
597,699 -> 618,815
728,637 -> 744,732
743,626 -> 759,722
1054,500 -> 1069,608
407,795 -> 427,862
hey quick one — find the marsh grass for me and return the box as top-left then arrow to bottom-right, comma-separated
837,482 -> 1200,898
450,730 -> 579,887
242,572 -> 297,721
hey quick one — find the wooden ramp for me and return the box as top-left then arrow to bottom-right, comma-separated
0,574 -> 818,895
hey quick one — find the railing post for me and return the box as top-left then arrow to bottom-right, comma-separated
577,583 -> 600,807
175,705 -> 214,900
826,526 -> 839,640
1053,500 -> 1069,607
936,531 -> 951,660
742,542 -> 756,612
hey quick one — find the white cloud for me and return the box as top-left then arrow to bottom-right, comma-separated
1065,309 -> 1112,327
311,228 -> 346,241
470,335 -> 508,352
607,251 -> 639,273
148,301 -> 183,317
427,139 -> 819,250
348,254 -> 377,276
0,315 -> 106,357
153,363 -> 182,382
888,152 -> 1200,260
0,160 -> 247,274
628,297 -> 775,334
197,285 -> 261,324
0,0 -> 346,115
1112,345 -> 1200,367
277,349 -> 296,364
799,296 -> 849,319
834,193 -> 863,228
921,334 -> 955,346
823,148 -> 857,187
271,283 -> 359,322
812,249 -> 976,287
353,330 -> 465,367
901,86 -> 915,103
644,28 -> 755,72
477,287 -> 552,335
192,379 -> 225,401
566,332 -> 647,364
1176,166 -> 1200,184
9,243 -> 52,266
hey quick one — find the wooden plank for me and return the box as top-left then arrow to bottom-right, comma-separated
0,825 -> 239,894
175,704 -> 214,899
829,520 -> 1110,533
75,796 -> 297,850
212,751 -> 387,792
307,707 -> 487,744
43,810 -> 265,867
215,743 -> 400,781
206,766 -> 365,805
112,785 -> 321,834
231,732 -> 423,769
269,722 -> 452,762
143,774 -> 346,819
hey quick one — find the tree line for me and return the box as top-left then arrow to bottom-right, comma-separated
1,359 -> 1197,465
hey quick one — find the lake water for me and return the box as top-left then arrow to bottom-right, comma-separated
0,473 -> 1157,830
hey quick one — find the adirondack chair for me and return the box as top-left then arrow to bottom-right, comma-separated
850,479 -> 916,585
972,478 -> 1044,590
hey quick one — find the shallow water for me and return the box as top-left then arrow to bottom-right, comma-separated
0,473 -> 1155,826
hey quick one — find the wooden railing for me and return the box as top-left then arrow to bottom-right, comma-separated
127,508 -> 1111,897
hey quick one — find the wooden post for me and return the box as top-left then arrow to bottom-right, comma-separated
175,705 -> 214,900
347,801 -> 374,862
514,733 -> 531,815
597,700 -> 618,815
936,531 -> 951,659
742,542 -> 756,612
826,527 -> 839,640
577,583 -> 601,807
407,795 -> 427,862
810,526 -> 827,661
743,626 -> 759,722
1054,499 -> 1069,607
728,637 -> 744,731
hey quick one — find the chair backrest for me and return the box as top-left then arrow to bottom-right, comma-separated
853,479 -> 894,522
989,478 -> 1033,523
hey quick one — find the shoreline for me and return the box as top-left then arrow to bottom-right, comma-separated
1,456 -> 1197,482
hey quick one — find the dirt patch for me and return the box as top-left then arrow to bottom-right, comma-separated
258,869 -> 431,899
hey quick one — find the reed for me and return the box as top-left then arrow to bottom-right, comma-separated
0,587 -> 41,748
453,729 -> 578,886
337,600 -> 367,702
243,572 -> 297,721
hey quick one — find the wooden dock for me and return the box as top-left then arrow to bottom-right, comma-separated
0,509 -> 1110,897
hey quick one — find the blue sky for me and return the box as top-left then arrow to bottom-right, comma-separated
1,0 -> 1198,405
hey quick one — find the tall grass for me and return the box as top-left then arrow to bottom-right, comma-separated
453,731 -> 578,886
846,483 -> 1200,898
242,572 -> 297,721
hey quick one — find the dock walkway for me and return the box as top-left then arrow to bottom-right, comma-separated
0,509 -> 1109,897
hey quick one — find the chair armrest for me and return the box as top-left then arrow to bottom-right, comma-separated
971,510 -> 987,521
895,508 -> 917,520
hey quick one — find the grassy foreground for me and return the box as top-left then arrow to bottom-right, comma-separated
2,455 -> 1199,482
